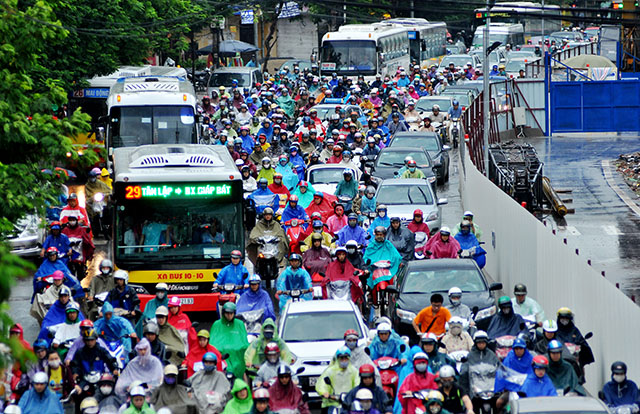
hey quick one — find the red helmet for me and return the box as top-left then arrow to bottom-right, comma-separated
49,221 -> 61,229
46,246 -> 59,255
265,342 -> 280,355
532,355 -> 549,368
344,329 -> 358,339
407,160 -> 417,167
359,364 -> 375,377
80,320 -> 94,328
289,195 -> 299,202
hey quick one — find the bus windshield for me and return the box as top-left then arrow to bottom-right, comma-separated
114,185 -> 243,264
110,106 -> 196,148
321,40 -> 377,75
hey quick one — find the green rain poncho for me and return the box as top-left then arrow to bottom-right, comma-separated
291,182 -> 317,209
222,379 -> 253,414
210,316 -> 249,378
244,318 -> 296,367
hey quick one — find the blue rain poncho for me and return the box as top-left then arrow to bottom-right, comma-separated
236,285 -> 276,322
362,239 -> 402,289
94,302 -> 135,354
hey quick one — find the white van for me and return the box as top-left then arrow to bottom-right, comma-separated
472,23 -> 525,50
207,67 -> 263,95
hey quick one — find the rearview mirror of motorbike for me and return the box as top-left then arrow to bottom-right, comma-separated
442,145 -> 451,151
585,332 -> 593,340
295,367 -> 305,375
364,347 -> 371,355
489,282 -> 503,291
399,344 -> 406,353
323,376 -> 332,386
221,353 -> 230,360
385,286 -> 399,295
192,321 -> 200,329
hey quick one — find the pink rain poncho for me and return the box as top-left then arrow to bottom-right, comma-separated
115,338 -> 164,397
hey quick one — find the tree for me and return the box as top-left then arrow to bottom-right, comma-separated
261,1 -> 286,72
0,0 -> 98,366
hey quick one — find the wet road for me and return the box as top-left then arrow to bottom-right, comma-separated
528,134 -> 640,300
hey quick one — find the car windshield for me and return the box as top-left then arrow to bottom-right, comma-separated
376,184 -> 434,205
110,106 -> 196,148
377,150 -> 431,167
315,106 -> 359,121
506,60 -> 526,72
392,136 -> 441,151
416,98 -> 452,113
508,51 -> 535,59
281,311 -> 362,342
210,72 -> 252,87
402,268 -> 486,293
472,33 -> 509,48
440,56 -> 473,68
309,168 -> 344,185
440,92 -> 471,106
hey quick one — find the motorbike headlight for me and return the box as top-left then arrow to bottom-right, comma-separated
426,211 -> 438,221
396,308 -> 416,322
428,176 -> 436,184
94,192 -> 104,202
475,305 -> 496,320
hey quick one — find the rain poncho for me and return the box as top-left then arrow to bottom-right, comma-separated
322,258 -> 363,302
503,348 -> 533,375
337,224 -> 368,246
360,195 -> 377,217
547,358 -> 586,396
209,315 -> 249,378
368,333 -> 406,362
269,377 -> 311,414
423,347 -> 457,375
335,178 -> 358,198
33,260 -> 82,301
316,359 -> 360,408
302,244 -> 332,275
249,218 -> 288,263
275,161 -> 300,190
215,262 -> 250,287
151,381 -> 198,414
237,286 -> 276,324
115,338 -> 164,397
277,93 -> 296,118
363,239 -> 402,289
423,233 -> 461,259
398,362 -> 438,414
190,365 -> 231,412
289,150 -> 306,181
123,400 -> 155,414
291,183 -> 317,208
602,377 -> 639,407
440,330 -> 474,353
350,345 -> 382,387
37,299 -> 85,342
386,226 -> 415,262
486,310 -> 529,339
136,294 -> 169,337
18,386 -> 63,414
158,320 -> 186,366
248,186 -> 278,214
52,312 -> 81,346
184,341 -> 223,378
94,302 -> 135,354
367,216 -> 390,237
459,345 -> 501,398
244,318 -> 296,367
555,320 -> 595,367
305,193 -> 338,222
257,166 -> 276,184
168,304 -> 197,352
511,296 -> 545,324
281,203 -> 309,226
326,213 -> 348,234
276,266 -> 313,311
519,373 -> 557,397
222,379 -> 254,414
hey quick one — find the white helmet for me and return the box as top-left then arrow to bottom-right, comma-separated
113,270 -> 129,283
375,316 -> 392,327
355,388 -> 374,400
448,287 -> 462,296
3,405 -> 22,414
542,320 -> 558,333
130,386 -> 146,397
445,316 -> 467,332
32,372 -> 48,384
377,323 -> 392,334
439,365 -> 456,379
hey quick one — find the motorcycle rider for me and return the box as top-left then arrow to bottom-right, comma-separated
555,307 -> 595,369
301,219 -> 334,253
59,193 -> 91,228
51,302 -> 82,350
245,318 -> 296,369
503,338 -> 533,375
407,209 -> 430,235
115,338 -> 164,397
546,340 -> 585,396
346,240 -> 366,270
400,160 -> 425,179
423,391 -> 450,414
322,247 -> 364,303
249,207 -> 289,264
95,302 -> 136,356
302,232 -> 332,275
85,167 -> 112,223
71,329 -> 119,391
18,372 -> 63,414
88,259 -> 115,307
448,100 -> 462,119
369,323 -> 407,365
344,330 -> 381,385
183,329 -> 223,377
155,306 -> 186,367
419,333 -> 457,374
519,356 -> 557,397
269,365 -> 311,414
209,302 -> 249,380
276,253 -> 313,311
511,284 -> 545,327
30,269 -> 68,324
317,347 -> 360,413
440,317 -> 474,353
438,365 -> 474,414
336,168 -> 359,200
367,205 -> 390,237
105,269 -> 140,325
257,158 -> 277,184
534,320 -> 563,356
327,203 -> 348,234
124,385 -> 154,414
281,195 -> 309,229
364,226 -> 403,291
445,287 -> 474,327
249,178 -> 278,214
453,211 -> 482,242
37,285 -> 84,342
454,220 -> 484,266
486,296 -> 530,340
398,352 -> 438,414
254,342 -> 282,387
151,364 -> 198,413
602,361 -> 639,408
251,388 -> 274,414
135,282 -> 169,337
237,274 -> 276,323
242,165 -> 258,193
40,221 -> 72,263
33,247 -> 82,301
337,213 -> 368,247
413,294 -> 452,337
143,322 -> 169,366
95,373 -> 122,413
423,227 -> 461,259
190,352 -> 231,413
46,348 -> 74,400
344,365 -> 391,414
213,250 -> 250,291
459,331 -> 505,412
386,217 -> 415,263
427,105 -> 447,124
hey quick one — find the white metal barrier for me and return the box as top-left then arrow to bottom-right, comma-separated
458,152 -> 640,395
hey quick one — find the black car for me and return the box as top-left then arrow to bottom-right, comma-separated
389,132 -> 450,184
387,259 -> 502,339
372,147 -> 437,187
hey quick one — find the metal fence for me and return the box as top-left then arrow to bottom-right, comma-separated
526,42 -> 598,79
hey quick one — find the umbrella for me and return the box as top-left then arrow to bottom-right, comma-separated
197,40 -> 259,56
558,54 -> 616,69
41,167 -> 77,179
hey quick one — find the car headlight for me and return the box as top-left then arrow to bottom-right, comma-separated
475,305 -> 496,320
396,309 -> 416,322
129,284 -> 149,295
426,211 -> 438,221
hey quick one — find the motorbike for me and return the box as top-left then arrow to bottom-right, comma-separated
88,192 -> 110,239
373,356 -> 400,400
494,335 -> 516,361
448,117 -> 462,148
470,363 -> 498,414
414,232 -> 428,260
280,288 -> 311,304
212,284 -> 243,317
565,331 -> 593,384
336,195 -> 354,214
285,219 -> 306,255
448,350 -> 469,373
459,243 -> 487,269
368,260 -> 394,316
237,309 -> 264,343
322,377 -> 349,414
66,238 -> 86,281
326,280 -> 352,301
432,122 -> 447,145
104,336 -> 129,369
256,236 -> 280,289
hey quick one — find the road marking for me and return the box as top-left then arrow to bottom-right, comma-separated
603,225 -> 621,236
602,160 -> 640,218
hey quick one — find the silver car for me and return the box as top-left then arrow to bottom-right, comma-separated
7,213 -> 45,257
374,179 -> 447,231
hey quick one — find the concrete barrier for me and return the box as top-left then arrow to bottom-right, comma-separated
458,151 -> 640,395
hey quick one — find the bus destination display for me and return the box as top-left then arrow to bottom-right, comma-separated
124,183 -> 232,199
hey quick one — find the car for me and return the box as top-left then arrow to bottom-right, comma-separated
207,67 -> 263,96
416,96 -> 454,115
279,299 -> 371,401
444,84 -> 481,99
440,89 -> 474,109
549,31 -> 584,45
389,132 -> 450,184
584,27 -> 600,41
278,59 -> 313,73
507,50 -> 537,61
372,147 -> 436,185
374,179 -> 447,231
387,259 -> 503,337
469,48 -> 508,67
505,58 -> 536,77
7,213 -> 45,257
306,164 -> 362,195
510,397 -> 609,414
438,54 -> 481,72
310,104 -> 367,127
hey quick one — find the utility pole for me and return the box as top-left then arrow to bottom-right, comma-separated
189,28 -> 197,91
411,0 -> 415,18
483,1 -> 491,176
541,0 -> 545,54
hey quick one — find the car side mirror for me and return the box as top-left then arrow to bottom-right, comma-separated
489,282 -> 503,291
95,126 -> 105,142
385,286 -> 399,295
437,198 -> 448,206
442,145 -> 451,151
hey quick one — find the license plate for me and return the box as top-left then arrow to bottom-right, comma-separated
181,297 -> 194,304
308,376 -> 318,386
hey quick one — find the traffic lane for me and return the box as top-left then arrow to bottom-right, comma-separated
437,148 -> 465,230
528,135 -> 640,299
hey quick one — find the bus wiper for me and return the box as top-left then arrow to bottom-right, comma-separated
175,121 -> 180,144
407,189 -> 414,204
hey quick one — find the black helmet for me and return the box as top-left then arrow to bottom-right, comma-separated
277,365 -> 292,377
289,253 -> 302,262
611,361 -> 627,374
514,284 -> 527,295
374,226 -> 387,235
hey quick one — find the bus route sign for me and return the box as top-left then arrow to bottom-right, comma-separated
124,183 -> 232,199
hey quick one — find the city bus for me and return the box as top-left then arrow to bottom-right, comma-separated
386,18 -> 448,68
111,144 -> 245,312
471,23 -> 525,50
320,23 -> 410,79
105,74 -> 199,156
473,2 -> 562,42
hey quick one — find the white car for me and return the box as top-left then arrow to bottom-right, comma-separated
306,164 -> 362,195
7,213 -> 45,257
278,300 -> 372,400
